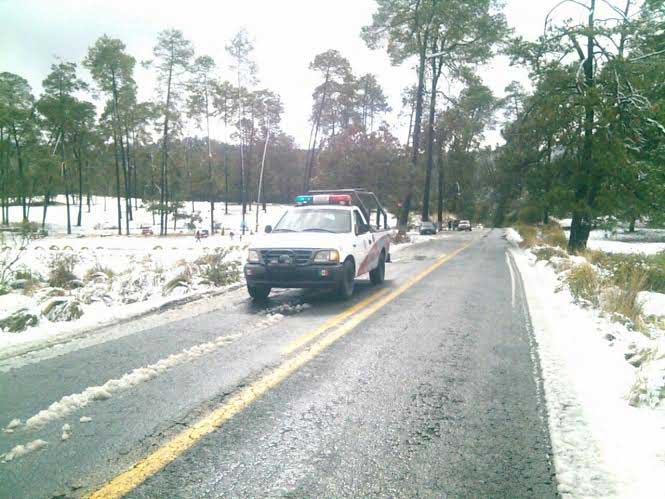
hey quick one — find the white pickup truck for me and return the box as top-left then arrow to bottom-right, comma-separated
244,190 -> 392,300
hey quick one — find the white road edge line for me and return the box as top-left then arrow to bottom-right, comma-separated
506,251 -> 516,308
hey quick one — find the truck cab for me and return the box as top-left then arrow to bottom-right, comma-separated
244,190 -> 392,300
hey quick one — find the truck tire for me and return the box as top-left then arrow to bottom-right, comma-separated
247,285 -> 271,301
337,259 -> 355,300
370,252 -> 385,285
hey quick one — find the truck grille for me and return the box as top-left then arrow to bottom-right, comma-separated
261,249 -> 313,266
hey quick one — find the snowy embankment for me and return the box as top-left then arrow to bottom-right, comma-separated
0,198 -> 290,356
506,228 -> 665,497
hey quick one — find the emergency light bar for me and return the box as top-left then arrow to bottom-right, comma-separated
295,194 -> 352,206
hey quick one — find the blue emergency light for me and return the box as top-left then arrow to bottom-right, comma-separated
295,195 -> 313,205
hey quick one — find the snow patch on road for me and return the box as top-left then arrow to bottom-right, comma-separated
61,423 -> 71,441
4,333 -> 239,431
511,248 -> 665,497
1,439 -> 47,463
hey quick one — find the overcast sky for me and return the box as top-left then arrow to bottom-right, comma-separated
0,0 -> 605,148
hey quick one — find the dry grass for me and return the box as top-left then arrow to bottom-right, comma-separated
84,264 -> 115,282
514,223 -> 538,248
514,222 -> 567,250
565,263 -> 601,305
602,267 -> 648,327
541,222 -> 568,249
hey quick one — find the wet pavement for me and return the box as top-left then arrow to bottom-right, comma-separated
0,230 -> 557,498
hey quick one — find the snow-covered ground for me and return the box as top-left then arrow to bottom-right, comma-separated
507,229 -> 665,497
569,228 -> 665,255
0,198 -> 291,355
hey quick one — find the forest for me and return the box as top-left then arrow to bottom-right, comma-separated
1,0 -> 664,251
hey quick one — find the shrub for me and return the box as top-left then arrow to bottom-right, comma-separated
0,309 -> 39,332
514,223 -> 538,248
13,268 -> 43,295
163,267 -> 193,294
194,248 -> 241,287
533,246 -> 568,261
601,267 -> 648,327
593,252 -> 665,294
42,298 -> 83,322
517,204 -> 543,224
47,254 -> 79,288
84,264 -> 114,282
565,263 -> 601,305
541,222 -> 568,249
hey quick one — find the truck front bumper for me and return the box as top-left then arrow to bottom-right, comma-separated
244,263 -> 345,289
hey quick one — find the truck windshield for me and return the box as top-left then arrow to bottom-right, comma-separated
273,209 -> 351,234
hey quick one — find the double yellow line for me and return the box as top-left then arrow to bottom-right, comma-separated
89,242 -> 471,498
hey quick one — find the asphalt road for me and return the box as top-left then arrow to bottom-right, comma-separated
0,229 -> 558,498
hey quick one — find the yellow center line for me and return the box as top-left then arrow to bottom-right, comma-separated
282,286 -> 392,355
88,241 -> 473,499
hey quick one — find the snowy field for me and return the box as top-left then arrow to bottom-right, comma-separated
506,228 -> 665,497
564,228 -> 665,255
0,198 -> 291,355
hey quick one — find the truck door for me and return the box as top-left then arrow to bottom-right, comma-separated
353,209 -> 374,276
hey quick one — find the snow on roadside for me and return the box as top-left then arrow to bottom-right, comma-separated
639,291 -> 665,318
509,236 -> 665,497
3,333 -> 239,432
505,227 -> 523,245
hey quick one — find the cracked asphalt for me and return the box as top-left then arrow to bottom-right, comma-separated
0,229 -> 558,498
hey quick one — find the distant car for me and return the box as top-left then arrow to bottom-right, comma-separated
141,227 -> 154,236
200,229 -> 210,238
458,220 -> 471,231
419,221 -> 437,235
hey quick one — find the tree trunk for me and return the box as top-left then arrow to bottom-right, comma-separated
76,144 -> 84,227
568,0 -> 596,253
124,124 -> 133,222
398,33 -> 428,234
421,58 -> 441,222
160,52 -> 174,236
205,81 -> 215,234
0,127 -> 7,226
42,190 -> 50,229
224,144 -> 229,215
62,141 -> 72,235
111,72 -> 123,236
629,218 -> 636,233
303,72 -> 330,192
436,130 -> 445,229
118,130 -> 130,235
11,125 -> 27,222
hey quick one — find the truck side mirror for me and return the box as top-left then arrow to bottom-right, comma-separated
265,225 -> 272,233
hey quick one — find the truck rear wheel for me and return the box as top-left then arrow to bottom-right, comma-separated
247,285 -> 271,301
370,252 -> 385,285
337,259 -> 355,300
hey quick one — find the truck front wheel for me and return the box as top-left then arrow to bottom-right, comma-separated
248,285 -> 271,301
337,259 -> 355,300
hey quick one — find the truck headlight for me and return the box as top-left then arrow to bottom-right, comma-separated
313,249 -> 340,263
247,249 -> 261,263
